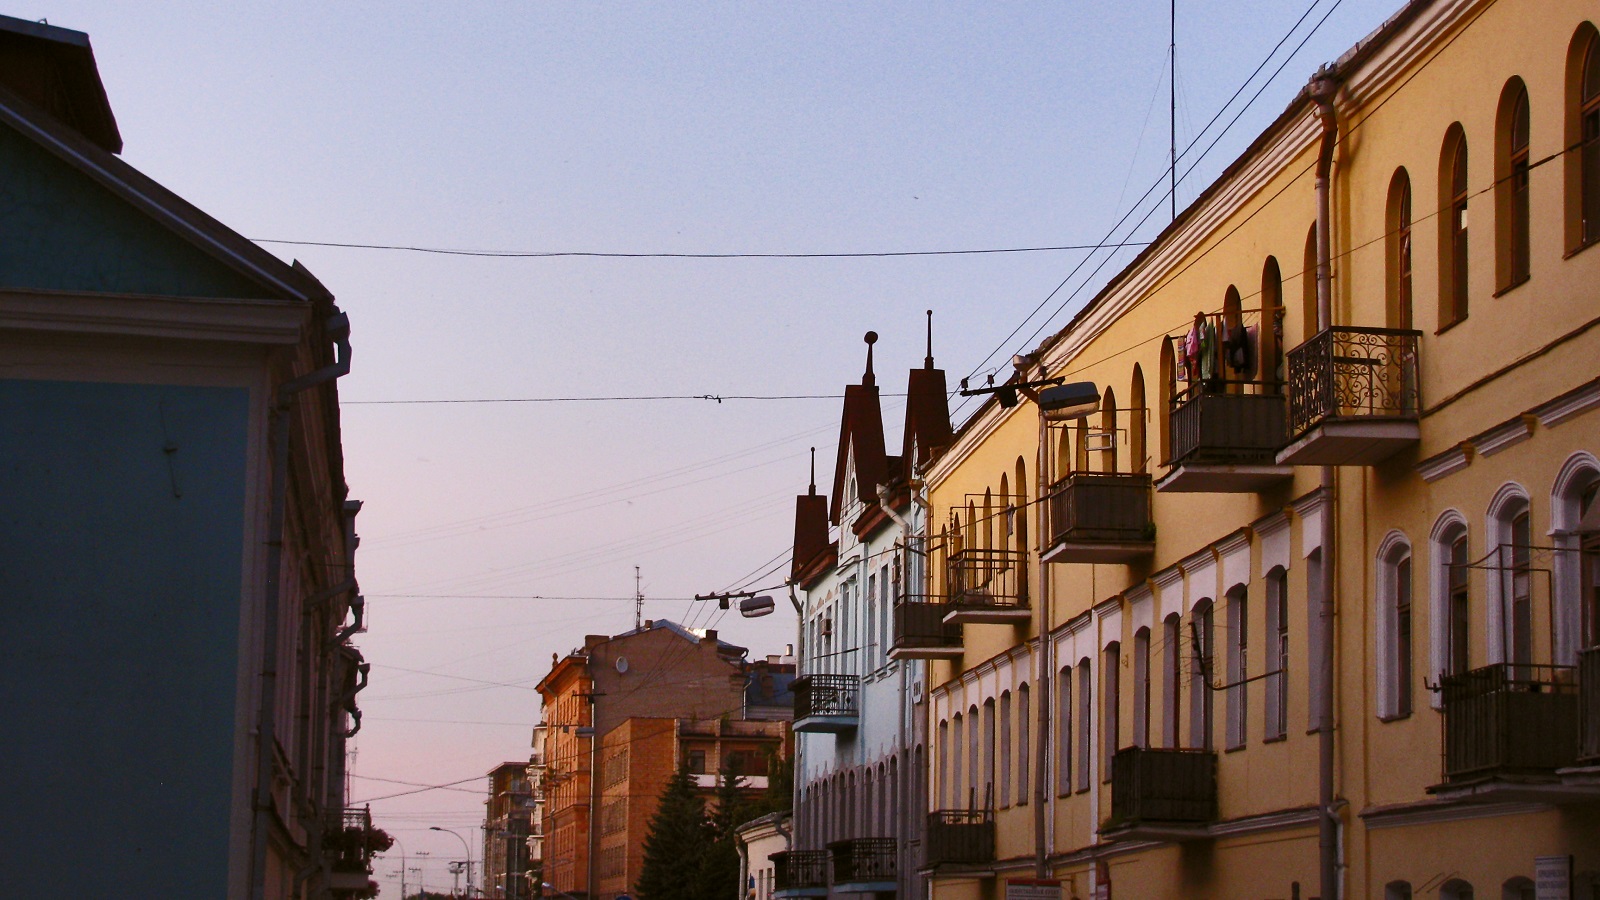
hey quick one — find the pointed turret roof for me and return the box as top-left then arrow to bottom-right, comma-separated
902,310 -> 954,473
831,332 -> 889,525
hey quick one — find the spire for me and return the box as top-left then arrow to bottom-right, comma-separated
808,447 -> 816,495
862,331 -> 878,387
924,309 -> 935,370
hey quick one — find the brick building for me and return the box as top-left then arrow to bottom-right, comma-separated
483,762 -> 533,899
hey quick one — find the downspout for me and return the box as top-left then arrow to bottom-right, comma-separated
252,311 -> 352,900
1309,69 -> 1342,900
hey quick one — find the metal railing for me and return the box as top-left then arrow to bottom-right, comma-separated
1439,663 -> 1579,783
1046,472 -> 1153,546
326,807 -> 378,874
770,850 -> 829,891
792,674 -> 860,721
891,598 -> 962,652
828,838 -> 897,884
1286,326 -> 1421,441
924,810 -> 995,866
1578,646 -> 1600,763
1107,747 -> 1217,827
1168,388 -> 1286,466
946,548 -> 1027,610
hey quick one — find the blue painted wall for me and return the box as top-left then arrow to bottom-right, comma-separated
0,378 -> 250,897
0,121 -> 272,299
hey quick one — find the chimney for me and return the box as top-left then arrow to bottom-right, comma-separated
702,629 -> 719,645
584,634 -> 606,651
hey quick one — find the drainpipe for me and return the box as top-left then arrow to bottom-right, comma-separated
252,311 -> 352,900
1033,398 -> 1052,879
1309,69 -> 1342,900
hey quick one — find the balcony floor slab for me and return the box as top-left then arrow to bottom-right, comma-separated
944,606 -> 1031,625
1042,540 -> 1154,565
1426,774 -> 1600,804
1156,462 -> 1293,493
835,881 -> 897,894
889,645 -> 964,661
794,715 -> 859,734
1276,419 -> 1418,466
1099,821 -> 1211,843
773,889 -> 828,899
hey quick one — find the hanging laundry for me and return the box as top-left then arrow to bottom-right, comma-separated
1225,323 -> 1256,376
1199,316 -> 1217,383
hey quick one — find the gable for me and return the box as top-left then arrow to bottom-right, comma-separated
0,121 -> 275,299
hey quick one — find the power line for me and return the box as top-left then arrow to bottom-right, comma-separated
345,393 -> 890,405
253,237 -> 1150,259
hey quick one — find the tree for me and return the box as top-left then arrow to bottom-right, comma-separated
698,769 -> 754,899
636,767 -> 709,900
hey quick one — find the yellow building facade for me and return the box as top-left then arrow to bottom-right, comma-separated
911,1 -> 1600,897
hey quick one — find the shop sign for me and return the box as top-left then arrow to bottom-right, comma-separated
1005,878 -> 1063,900
1535,855 -> 1572,900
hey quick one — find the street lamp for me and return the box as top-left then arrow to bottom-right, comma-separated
541,882 -> 581,900
430,826 -> 474,897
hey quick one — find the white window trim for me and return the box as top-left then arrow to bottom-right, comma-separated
1551,451 -> 1600,662
1374,530 -> 1412,719
1429,509 -> 1470,709
1484,483 -> 1530,668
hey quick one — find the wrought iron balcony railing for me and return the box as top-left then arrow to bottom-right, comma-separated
1286,326 -> 1421,442
827,838 -> 897,886
1168,388 -> 1286,467
1105,746 -> 1217,832
1439,663 -> 1578,784
1582,647 -> 1600,764
791,674 -> 860,732
946,548 -> 1027,609
1044,472 -> 1154,562
924,809 -> 995,866
890,598 -> 963,658
770,850 -> 829,893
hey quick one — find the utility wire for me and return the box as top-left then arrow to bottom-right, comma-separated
253,238 -> 1149,259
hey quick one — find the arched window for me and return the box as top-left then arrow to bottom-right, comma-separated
1502,876 -> 1535,900
1265,567 -> 1290,739
1376,532 -> 1415,719
1075,418 -> 1090,472
1497,79 -> 1532,290
1057,425 -> 1073,481
1431,512 -> 1473,686
950,711 -> 964,808
1565,24 -> 1600,249
1102,641 -> 1121,780
981,698 -> 997,803
1225,586 -> 1249,749
1159,337 -> 1178,463
983,489 -> 995,555
1262,256 -> 1285,385
1190,600 -> 1215,750
1302,222 -> 1320,341
1222,286 -> 1244,394
1440,125 -> 1471,328
1385,881 -> 1414,900
1551,452 -> 1600,658
1133,627 -> 1152,747
998,691 -> 1012,807
967,703 -> 981,804
1100,387 -> 1119,473
1163,613 -> 1183,747
938,718 -> 950,808
1014,457 -> 1030,586
1441,878 -> 1476,900
1017,682 -> 1031,804
1056,665 -> 1073,796
1076,657 -> 1093,791
1130,365 -> 1147,474
1387,168 -> 1414,330
1487,485 -> 1533,673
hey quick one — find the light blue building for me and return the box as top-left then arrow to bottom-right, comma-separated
781,326 -> 954,899
0,15 -> 372,899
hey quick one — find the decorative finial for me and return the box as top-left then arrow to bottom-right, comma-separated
925,310 -> 935,369
808,447 -> 817,495
863,331 -> 878,387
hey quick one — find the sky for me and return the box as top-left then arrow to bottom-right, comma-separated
40,1 -> 1405,894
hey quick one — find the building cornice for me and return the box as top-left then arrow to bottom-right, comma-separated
0,287 -> 308,344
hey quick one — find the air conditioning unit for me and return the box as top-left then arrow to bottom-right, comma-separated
820,617 -> 833,637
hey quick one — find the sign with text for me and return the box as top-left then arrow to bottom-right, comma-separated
1006,878 -> 1063,900
1535,855 -> 1572,900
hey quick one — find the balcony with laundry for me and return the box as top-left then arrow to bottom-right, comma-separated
1157,308 -> 1291,492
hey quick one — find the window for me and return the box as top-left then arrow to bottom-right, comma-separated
1308,549 -> 1328,731
1265,568 -> 1289,739
938,718 -> 950,808
1102,642 -> 1120,781
1076,658 -> 1092,791
1056,666 -> 1072,796
1377,535 -> 1415,719
1397,555 -> 1414,716
686,750 -> 706,774
1190,602 -> 1215,750
1567,26 -> 1600,248
1498,80 -> 1532,290
1441,126 -> 1471,328
1302,222 -> 1320,341
1132,628 -> 1151,748
1441,879 -> 1475,900
1130,367 -> 1147,474
1017,683 -> 1031,804
1510,509 -> 1533,677
982,698 -> 997,804
1502,877 -> 1535,900
1387,168 -> 1414,329
950,712 -> 963,808
1226,588 -> 1248,749
1450,534 -> 1471,674
1163,614 -> 1182,747
999,691 -> 1012,807
1386,880 -> 1413,900
968,704 -> 980,803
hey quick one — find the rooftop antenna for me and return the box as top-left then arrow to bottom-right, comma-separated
634,566 -> 643,631
924,310 -> 935,369
1170,0 -> 1177,221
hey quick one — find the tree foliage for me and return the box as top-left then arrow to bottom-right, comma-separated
636,767 -> 709,900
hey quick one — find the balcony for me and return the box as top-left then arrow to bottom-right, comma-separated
1041,472 -> 1154,564
1101,747 -> 1217,842
1433,664 -> 1578,795
924,810 -> 995,868
324,807 -> 387,898
791,674 -> 860,733
1156,388 -> 1290,493
944,548 -> 1029,624
1277,326 -> 1421,466
770,849 -> 829,898
1582,647 -> 1600,764
889,598 -> 963,660
827,838 -> 897,894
